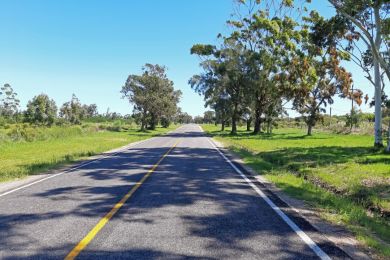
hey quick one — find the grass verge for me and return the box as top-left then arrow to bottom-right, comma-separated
202,124 -> 390,258
0,125 -> 177,182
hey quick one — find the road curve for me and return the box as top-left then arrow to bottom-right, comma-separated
0,124 -> 348,259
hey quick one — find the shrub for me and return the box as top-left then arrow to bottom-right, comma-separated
161,116 -> 171,128
25,94 -> 57,126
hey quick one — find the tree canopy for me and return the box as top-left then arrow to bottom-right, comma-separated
121,64 -> 182,131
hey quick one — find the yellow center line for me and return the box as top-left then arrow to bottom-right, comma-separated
65,140 -> 181,260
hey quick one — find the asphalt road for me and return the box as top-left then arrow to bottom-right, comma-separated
0,124 -> 348,259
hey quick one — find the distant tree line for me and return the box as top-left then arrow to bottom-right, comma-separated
0,81 -> 194,130
0,86 -> 104,126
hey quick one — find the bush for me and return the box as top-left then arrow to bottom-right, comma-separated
0,116 -> 6,127
160,116 -> 171,128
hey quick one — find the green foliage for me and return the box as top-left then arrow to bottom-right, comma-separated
25,94 -> 57,126
190,40 -> 251,134
203,124 -> 390,257
203,110 -> 215,124
328,0 -> 390,147
160,116 -> 171,128
346,107 -> 362,129
82,103 -> 98,118
174,108 -> 193,124
121,64 -> 182,131
0,124 -> 177,182
190,44 -> 215,55
60,94 -> 84,124
193,116 -> 203,124
0,84 -> 20,119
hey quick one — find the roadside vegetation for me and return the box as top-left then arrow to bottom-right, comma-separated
0,63 -> 188,182
0,121 -> 178,183
191,0 -> 390,258
202,123 -> 389,258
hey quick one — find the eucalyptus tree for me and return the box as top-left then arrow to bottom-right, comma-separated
328,0 -> 390,146
0,84 -> 20,119
175,109 -> 193,124
121,64 -> 181,131
203,110 -> 215,124
60,94 -> 84,124
228,0 -> 305,134
280,11 -> 355,135
25,94 -> 57,126
174,108 -> 193,124
82,104 -> 98,118
190,41 -> 251,134
212,93 -> 232,131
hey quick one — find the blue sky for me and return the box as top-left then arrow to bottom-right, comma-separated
0,0 -> 375,117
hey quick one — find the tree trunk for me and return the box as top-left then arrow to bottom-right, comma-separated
266,120 -> 272,134
253,92 -> 262,134
307,124 -> 313,136
149,114 -> 157,130
253,109 -> 262,134
231,117 -> 237,135
221,120 -> 225,131
373,59 -> 383,147
140,111 -> 147,131
231,104 -> 238,135
386,122 -> 390,153
246,118 -> 252,131
374,5 -> 383,147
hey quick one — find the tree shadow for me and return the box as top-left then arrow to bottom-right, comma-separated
0,129 -> 347,259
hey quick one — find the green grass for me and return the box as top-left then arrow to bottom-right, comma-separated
0,124 -> 177,182
202,124 -> 390,258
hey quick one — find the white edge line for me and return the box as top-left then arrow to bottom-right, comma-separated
0,135 -> 158,198
205,135 -> 331,260
0,124 -> 187,198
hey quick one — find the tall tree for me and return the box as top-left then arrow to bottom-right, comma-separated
282,11 -> 355,135
328,0 -> 390,146
60,94 -> 84,124
228,0 -> 304,134
0,84 -> 20,119
25,94 -> 57,126
203,110 -> 215,124
121,64 -> 182,131
82,104 -> 98,118
190,41 -> 250,135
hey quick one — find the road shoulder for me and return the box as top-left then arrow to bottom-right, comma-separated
210,137 -> 372,260
0,137 -> 154,197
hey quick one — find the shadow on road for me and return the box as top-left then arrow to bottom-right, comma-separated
0,129 -> 344,259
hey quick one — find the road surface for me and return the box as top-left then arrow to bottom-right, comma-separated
0,124 -> 348,259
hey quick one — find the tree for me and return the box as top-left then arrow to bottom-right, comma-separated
190,41 -> 250,135
226,0 -> 305,134
25,94 -> 57,126
213,95 -> 232,131
175,109 -> 193,124
281,11 -> 355,135
346,106 -> 362,131
178,113 -> 193,124
382,96 -> 390,152
83,104 -> 98,118
193,116 -> 204,124
121,64 -> 182,131
328,0 -> 390,146
0,84 -> 20,119
60,94 -> 84,124
203,110 -> 215,124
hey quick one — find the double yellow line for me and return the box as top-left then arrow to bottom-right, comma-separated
65,140 -> 180,260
